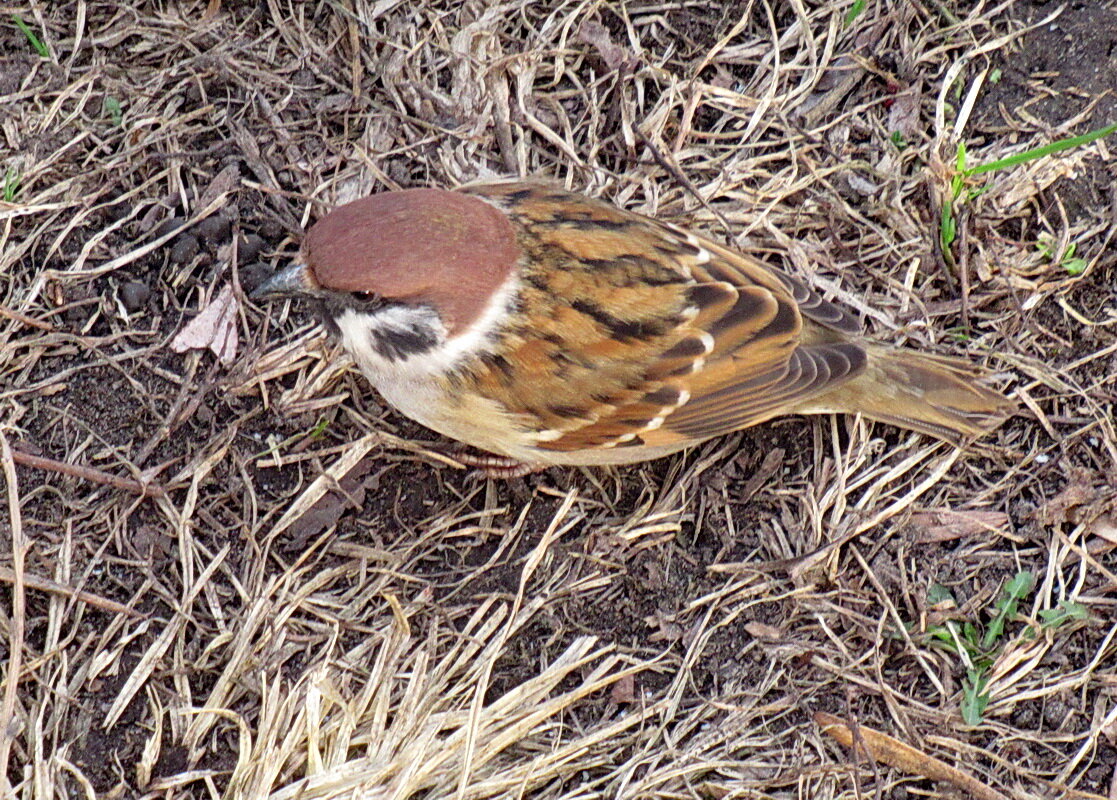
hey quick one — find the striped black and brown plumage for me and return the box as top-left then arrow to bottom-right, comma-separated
254,181 -> 1013,473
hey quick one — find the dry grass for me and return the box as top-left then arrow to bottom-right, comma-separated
2,1 -> 1116,798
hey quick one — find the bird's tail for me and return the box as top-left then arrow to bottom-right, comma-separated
798,345 -> 1014,443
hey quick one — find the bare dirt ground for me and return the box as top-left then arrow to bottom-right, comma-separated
2,1 -> 1115,798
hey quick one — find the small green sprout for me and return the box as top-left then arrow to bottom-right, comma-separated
3,168 -> 19,202
890,130 -> 908,150
1037,237 -> 1088,276
968,123 -> 1117,175
918,572 -> 1089,725
104,97 -> 123,127
982,571 -> 1033,649
844,0 -> 867,27
961,668 -> 990,726
308,416 -> 331,439
939,123 -> 1116,263
12,14 -> 49,58
1039,600 -> 1089,628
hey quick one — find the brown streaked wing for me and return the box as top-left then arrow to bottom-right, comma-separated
464,182 -> 868,452
660,342 -> 866,439
532,233 -> 871,451
682,229 -> 862,335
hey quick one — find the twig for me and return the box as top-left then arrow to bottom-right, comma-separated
0,434 -> 26,795
10,448 -> 167,498
0,566 -> 144,618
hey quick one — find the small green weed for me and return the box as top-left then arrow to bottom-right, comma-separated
12,14 -> 49,58
922,571 -> 1088,725
844,0 -> 867,27
1036,236 -> 1088,276
939,123 -> 1117,263
3,168 -> 19,202
104,97 -> 124,127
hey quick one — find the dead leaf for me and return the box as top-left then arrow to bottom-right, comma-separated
644,612 -> 684,643
1037,468 -> 1117,527
797,54 -> 865,125
886,87 -> 922,139
576,20 -> 636,72
736,447 -> 784,505
1093,515 -> 1117,545
908,509 -> 1010,543
744,622 -> 784,641
1102,711 -> 1117,746
846,172 -> 880,196
284,458 -> 378,550
197,163 -> 240,210
609,673 -> 635,704
170,284 -> 238,363
814,712 -> 1009,800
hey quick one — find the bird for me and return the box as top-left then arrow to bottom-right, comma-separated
253,181 -> 1013,475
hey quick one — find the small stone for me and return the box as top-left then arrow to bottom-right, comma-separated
104,198 -> 130,222
259,219 -> 283,240
169,234 -> 199,265
239,262 -> 273,295
63,283 -> 96,322
152,216 -> 186,239
195,213 -> 230,244
1043,699 -> 1070,728
195,402 -> 215,425
120,280 -> 151,311
238,233 -> 267,264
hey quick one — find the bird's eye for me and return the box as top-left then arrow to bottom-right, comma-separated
351,291 -> 380,303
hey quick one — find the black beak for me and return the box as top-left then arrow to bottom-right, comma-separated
250,263 -> 317,301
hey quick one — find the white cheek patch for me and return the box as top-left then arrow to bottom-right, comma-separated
335,272 -> 520,382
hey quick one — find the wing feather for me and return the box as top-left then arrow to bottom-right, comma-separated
460,183 -> 869,457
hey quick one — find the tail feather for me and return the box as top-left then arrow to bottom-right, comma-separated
797,345 -> 1014,443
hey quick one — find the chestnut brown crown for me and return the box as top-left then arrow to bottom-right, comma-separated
302,188 -> 522,334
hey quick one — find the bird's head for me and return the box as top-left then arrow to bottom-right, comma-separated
254,188 -> 522,370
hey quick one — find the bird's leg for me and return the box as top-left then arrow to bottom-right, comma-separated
450,448 -> 545,479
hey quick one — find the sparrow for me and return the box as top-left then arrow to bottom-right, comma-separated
253,181 -> 1013,474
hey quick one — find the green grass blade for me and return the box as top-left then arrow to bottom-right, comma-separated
844,0 -> 867,27
968,123 -> 1117,175
12,14 -> 49,58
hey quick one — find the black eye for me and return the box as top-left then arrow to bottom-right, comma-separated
350,291 -> 381,304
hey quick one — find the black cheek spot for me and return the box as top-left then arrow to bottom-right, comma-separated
370,325 -> 439,361
311,299 -> 342,336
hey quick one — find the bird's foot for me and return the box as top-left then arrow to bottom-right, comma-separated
451,449 -> 545,479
